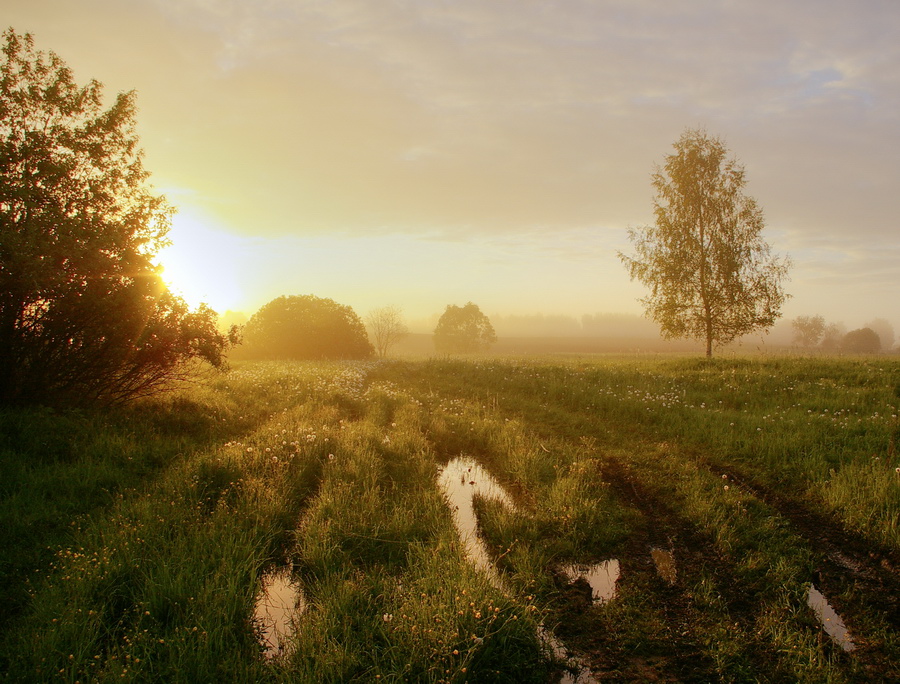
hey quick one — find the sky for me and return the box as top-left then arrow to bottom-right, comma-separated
7,0 -> 899,335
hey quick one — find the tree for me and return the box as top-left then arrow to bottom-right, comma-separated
619,128 -> 790,357
865,318 -> 895,352
433,302 -> 496,354
821,322 -> 846,351
792,315 -> 825,348
366,306 -> 409,358
238,295 -> 373,360
0,29 -> 231,406
842,327 -> 881,354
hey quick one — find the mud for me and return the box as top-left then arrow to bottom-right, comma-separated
708,461 -> 900,629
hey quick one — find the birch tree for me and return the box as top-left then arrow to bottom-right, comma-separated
619,128 -> 790,357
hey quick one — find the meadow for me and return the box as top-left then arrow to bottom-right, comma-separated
1,355 -> 898,682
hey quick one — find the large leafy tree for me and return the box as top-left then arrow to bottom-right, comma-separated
619,128 -> 790,357
433,302 -> 496,354
238,295 -> 374,360
0,29 -> 231,406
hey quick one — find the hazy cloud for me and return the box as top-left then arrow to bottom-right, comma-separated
6,0 -> 898,324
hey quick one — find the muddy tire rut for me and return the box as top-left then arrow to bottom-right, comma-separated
564,455 -> 789,681
707,460 -> 900,624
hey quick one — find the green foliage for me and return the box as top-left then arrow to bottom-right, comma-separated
619,128 -> 790,357
238,295 -> 374,360
0,29 -> 231,406
433,302 -> 497,354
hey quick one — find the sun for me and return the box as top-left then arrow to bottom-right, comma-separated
154,213 -> 249,315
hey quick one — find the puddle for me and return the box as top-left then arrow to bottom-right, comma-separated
559,561 -> 620,603
438,457 -> 515,584
650,547 -> 677,585
254,566 -> 306,659
807,585 -> 855,652
438,456 -> 598,684
540,626 -> 600,684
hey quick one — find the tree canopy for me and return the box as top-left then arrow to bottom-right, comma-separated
238,295 -> 374,360
433,302 -> 496,354
619,128 -> 790,357
0,28 -> 231,406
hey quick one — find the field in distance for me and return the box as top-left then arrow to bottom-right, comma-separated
1,355 -> 898,682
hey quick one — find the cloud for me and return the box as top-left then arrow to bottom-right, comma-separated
5,0 -> 899,325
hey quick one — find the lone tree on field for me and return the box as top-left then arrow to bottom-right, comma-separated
792,315 -> 826,348
619,128 -> 790,357
0,29 -> 232,406
238,295 -> 374,360
366,306 -> 409,358
433,302 -> 496,354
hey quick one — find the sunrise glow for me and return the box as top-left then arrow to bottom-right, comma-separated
154,214 -> 249,314
11,0 -> 895,336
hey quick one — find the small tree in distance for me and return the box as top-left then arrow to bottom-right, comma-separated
792,315 -> 825,348
433,302 -> 496,354
865,318 -> 895,352
366,306 -> 409,358
619,128 -> 790,357
842,327 -> 881,354
821,322 -> 847,351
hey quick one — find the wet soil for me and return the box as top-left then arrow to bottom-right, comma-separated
547,457 -> 735,682
701,460 -> 900,677
551,452 -> 900,681
708,460 -> 900,628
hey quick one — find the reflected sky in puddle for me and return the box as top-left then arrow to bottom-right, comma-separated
438,456 -> 598,684
254,566 -> 306,659
438,457 -> 514,584
650,548 -> 677,585
559,561 -> 620,603
807,585 -> 855,652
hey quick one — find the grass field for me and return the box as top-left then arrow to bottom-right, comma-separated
1,355 -> 898,682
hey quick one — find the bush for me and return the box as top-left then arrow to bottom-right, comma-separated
842,327 -> 881,354
236,295 -> 374,360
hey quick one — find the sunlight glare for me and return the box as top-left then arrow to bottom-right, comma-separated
155,214 -> 248,314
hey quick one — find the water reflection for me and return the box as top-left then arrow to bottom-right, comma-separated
438,457 -> 514,584
437,456 -> 598,684
807,585 -> 855,652
559,561 -> 620,603
254,566 -> 306,659
650,548 -> 677,585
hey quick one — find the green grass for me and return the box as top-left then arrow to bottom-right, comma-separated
1,355 -> 898,682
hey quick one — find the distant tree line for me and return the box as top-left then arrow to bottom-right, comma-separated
791,315 -> 895,353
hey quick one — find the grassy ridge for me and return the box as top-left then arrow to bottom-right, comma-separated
1,356 -> 898,682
